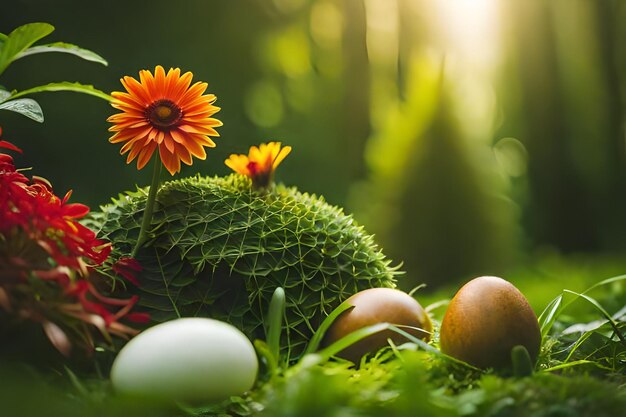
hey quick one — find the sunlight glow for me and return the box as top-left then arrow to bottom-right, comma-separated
426,0 -> 503,141
432,0 -> 501,70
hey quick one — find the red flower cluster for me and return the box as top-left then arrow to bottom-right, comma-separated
0,129 -> 148,355
0,141 -> 110,271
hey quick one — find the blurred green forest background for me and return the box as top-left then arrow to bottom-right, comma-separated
1,0 -> 625,290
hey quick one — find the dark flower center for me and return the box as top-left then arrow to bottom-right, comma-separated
146,100 -> 182,129
246,161 -> 260,176
246,161 -> 273,188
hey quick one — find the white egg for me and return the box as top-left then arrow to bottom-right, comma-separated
111,318 -> 258,403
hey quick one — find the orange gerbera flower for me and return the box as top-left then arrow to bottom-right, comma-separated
108,65 -> 222,175
225,142 -> 291,188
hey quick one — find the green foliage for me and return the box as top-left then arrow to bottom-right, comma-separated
0,22 -> 109,122
0,96 -> 43,122
0,23 -> 54,75
3,259 -> 626,416
233,346 -> 626,417
537,276 -> 626,378
14,42 -> 108,65
89,174 -> 399,360
0,362 -> 178,417
8,82 -> 112,102
259,353 -> 410,417
450,374 -> 626,417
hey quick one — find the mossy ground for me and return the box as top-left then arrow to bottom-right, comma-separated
2,255 -> 625,417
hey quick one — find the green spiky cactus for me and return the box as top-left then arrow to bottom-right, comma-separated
89,174 -> 399,358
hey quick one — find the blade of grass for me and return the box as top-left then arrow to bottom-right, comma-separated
511,345 -> 534,377
254,339 -> 277,376
64,366 -> 90,398
385,324 -> 482,371
312,322 -> 389,364
302,300 -> 354,356
564,330 -> 594,363
538,294 -> 563,339
386,324 -> 438,354
267,287 -> 286,363
563,289 -> 626,347
300,320 -> 481,372
541,359 -> 601,373
538,274 -> 626,339
582,274 -> 626,294
425,299 -> 450,314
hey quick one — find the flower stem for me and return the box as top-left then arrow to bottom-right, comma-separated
132,154 -> 162,258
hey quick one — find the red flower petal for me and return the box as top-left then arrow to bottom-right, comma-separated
112,257 -> 143,286
125,312 -> 151,324
62,202 -> 90,218
0,140 -> 22,153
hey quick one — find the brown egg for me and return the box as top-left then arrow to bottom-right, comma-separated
323,288 -> 432,363
439,276 -> 541,369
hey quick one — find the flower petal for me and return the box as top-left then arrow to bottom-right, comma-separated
159,145 -> 180,175
273,145 -> 292,169
136,142 -> 157,170
225,142 -> 292,187
0,140 -> 22,153
109,66 -> 222,174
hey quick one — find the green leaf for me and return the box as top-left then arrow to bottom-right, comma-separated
0,89 -> 11,103
0,98 -> 44,122
9,82 -> 112,102
0,23 -> 54,75
15,42 -> 108,66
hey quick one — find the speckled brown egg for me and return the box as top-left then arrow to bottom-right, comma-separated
439,276 -> 541,369
323,288 -> 432,363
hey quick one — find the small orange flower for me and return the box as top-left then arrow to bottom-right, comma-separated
108,65 -> 222,175
225,142 -> 291,188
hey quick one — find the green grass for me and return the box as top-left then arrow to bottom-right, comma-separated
1,254 -> 625,417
